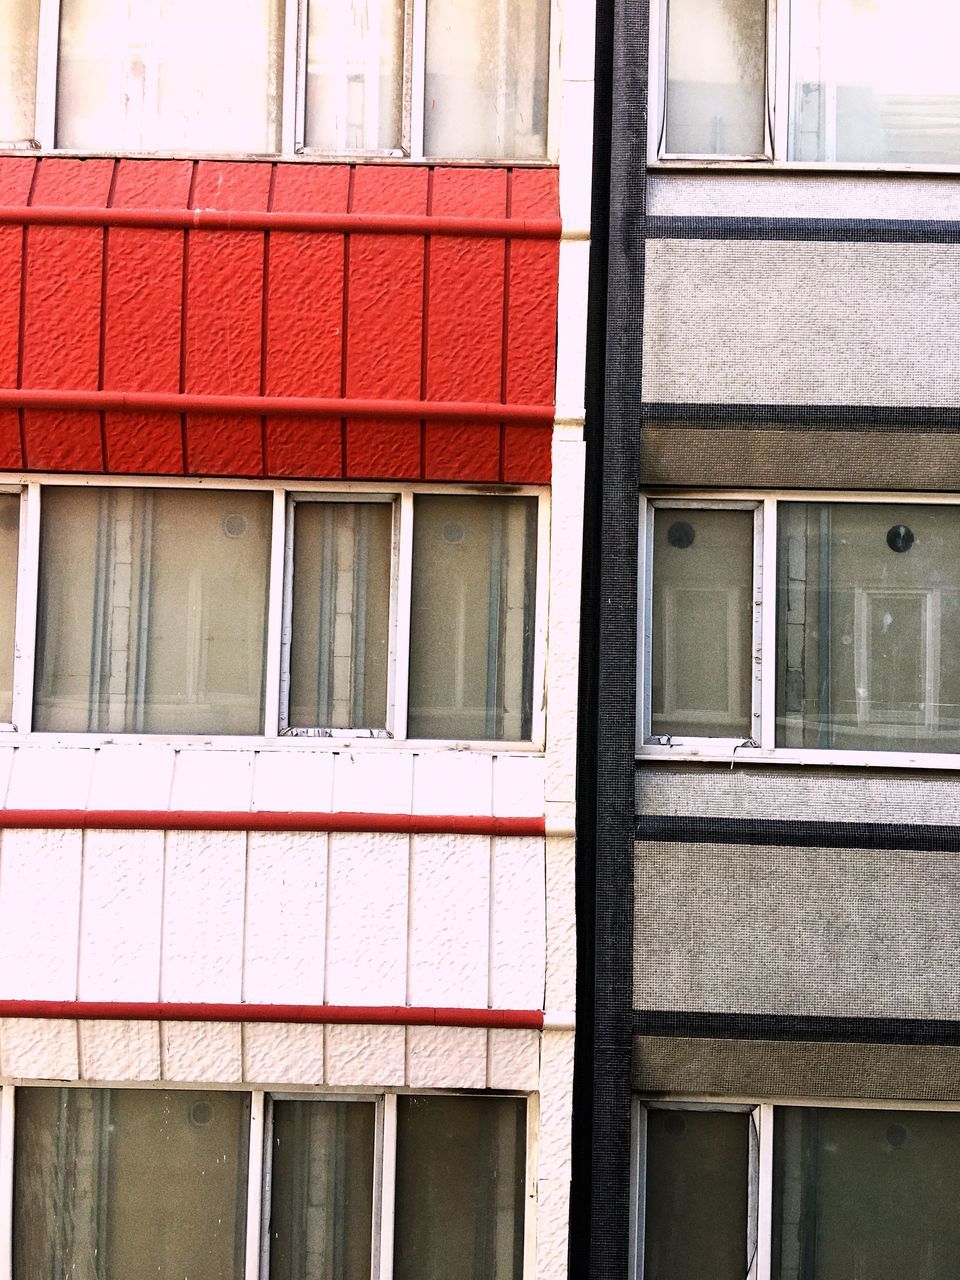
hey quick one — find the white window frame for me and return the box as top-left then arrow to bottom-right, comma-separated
2,474 -> 548,750
8,0 -> 562,162
0,1083 -> 536,1280
638,489 -> 960,769
632,1094 -> 960,1280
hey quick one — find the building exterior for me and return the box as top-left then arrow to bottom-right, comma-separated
580,2 -> 960,1277
0,2 -> 595,1276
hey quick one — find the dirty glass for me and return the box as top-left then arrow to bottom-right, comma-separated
0,0 -> 38,142
0,492 -> 18,721
305,0 -> 403,151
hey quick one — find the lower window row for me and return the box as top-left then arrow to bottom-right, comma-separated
9,1086 -> 528,1280
637,1099 -> 960,1280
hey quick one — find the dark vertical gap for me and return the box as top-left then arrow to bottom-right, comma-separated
498,169 -> 513,483
98,158 -> 121,470
179,161 -> 199,472
260,162 -> 278,476
339,166 -> 356,476
17,159 -> 42,467
419,167 -> 435,480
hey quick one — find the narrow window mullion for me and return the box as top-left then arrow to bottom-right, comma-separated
528,494 -> 551,749
263,488 -> 287,737
408,0 -> 427,159
281,0 -> 300,154
756,1103 -> 774,1280
0,1086 -> 14,1280
636,497 -> 652,747
244,1091 -> 266,1280
391,493 -> 414,740
33,0 -> 60,148
12,484 -> 41,735
759,498 -> 778,750
521,1094 -> 540,1280
378,1093 -> 398,1280
770,0 -> 790,159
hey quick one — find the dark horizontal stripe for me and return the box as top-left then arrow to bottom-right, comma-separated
641,402 -> 960,429
635,814 -> 960,851
646,215 -> 960,244
635,1009 -> 960,1047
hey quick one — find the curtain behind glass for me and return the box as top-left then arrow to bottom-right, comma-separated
305,0 -> 403,151
0,493 -> 19,721
394,1096 -> 525,1280
408,496 -> 537,740
56,0 -> 283,151
288,501 -> 392,730
34,487 -> 271,734
14,1088 -> 250,1280
424,0 -> 549,158
0,0 -> 38,141
268,1100 -> 376,1280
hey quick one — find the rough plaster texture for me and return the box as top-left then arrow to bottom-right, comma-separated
325,1025 -> 406,1087
161,1021 -> 242,1082
79,1021 -> 160,1081
648,172 -> 960,220
242,1022 -> 325,1085
405,1026 -> 488,1088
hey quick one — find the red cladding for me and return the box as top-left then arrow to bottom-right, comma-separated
0,157 -> 558,484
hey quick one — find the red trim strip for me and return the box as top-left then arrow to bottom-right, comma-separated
0,809 -> 545,835
0,1001 -> 545,1029
0,206 -> 562,240
0,389 -> 553,424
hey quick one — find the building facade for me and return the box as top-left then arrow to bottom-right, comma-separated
580,1 -> 960,1277
0,1 -> 595,1276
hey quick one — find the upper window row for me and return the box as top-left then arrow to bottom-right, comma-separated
1,0 -> 552,159
640,494 -> 960,764
655,0 -> 960,166
0,481 -> 544,743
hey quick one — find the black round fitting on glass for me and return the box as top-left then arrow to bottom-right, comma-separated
886,524 -> 914,553
885,1123 -> 908,1148
667,520 -> 695,549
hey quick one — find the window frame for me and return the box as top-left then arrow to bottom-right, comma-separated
1,474 -> 549,749
5,0 -> 562,162
637,489 -> 960,769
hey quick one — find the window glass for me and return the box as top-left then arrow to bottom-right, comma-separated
776,502 -> 960,752
789,0 -> 960,164
643,1107 -> 754,1280
34,487 -> 271,734
408,495 -> 538,740
14,1087 -> 250,1280
394,1095 -> 526,1280
288,501 -> 392,731
304,0 -> 403,151
664,0 -> 766,155
773,1107 -> 960,1279
424,0 -> 550,159
0,0 -> 38,142
56,0 -> 283,151
0,493 -> 18,721
650,507 -> 754,739
268,1099 -> 376,1280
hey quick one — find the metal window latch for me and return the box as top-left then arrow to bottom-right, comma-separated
730,738 -> 759,769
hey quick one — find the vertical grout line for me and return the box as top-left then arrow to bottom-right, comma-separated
339,166 -> 356,477
403,832 -> 414,1084
17,160 -> 42,467
98,158 -> 121,471
487,834 -> 496,1010
239,830 -> 252,1004
179,161 -> 199,473
499,169 -> 513,483
260,163 -> 278,477
418,167 -> 434,480
156,827 -> 169,1080
321,831 -> 333,1005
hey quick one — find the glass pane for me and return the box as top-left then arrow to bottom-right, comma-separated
776,503 -> 960,752
643,1108 -> 753,1280
35,487 -> 271,734
268,1099 -> 375,1280
0,0 -> 38,142
288,502 -> 392,730
57,0 -> 283,152
773,1106 -> 960,1279
0,494 -> 19,721
394,1095 -> 525,1280
790,0 -> 960,164
408,495 -> 538,740
424,0 -> 550,159
14,1087 -> 250,1280
305,0 -> 403,151
664,0 -> 766,155
651,508 -> 754,738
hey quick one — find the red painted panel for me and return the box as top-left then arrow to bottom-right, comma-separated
272,164 -> 350,213
0,157 -> 37,204
345,418 -> 420,479
104,230 -> 182,391
185,417 -> 263,476
193,161 -> 272,211
264,414 -> 342,478
23,408 -> 103,471
0,415 -> 21,468
424,423 -> 500,482
510,167 -> 559,219
502,424 -> 551,484
505,237 -> 558,406
32,157 -> 114,207
105,412 -> 183,474
111,158 -> 193,208
0,227 -> 21,388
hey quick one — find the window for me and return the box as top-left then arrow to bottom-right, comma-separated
3,480 -> 544,742
9,1086 -> 529,1280
635,1100 -> 960,1280
639,494 -> 960,763
654,0 -> 960,166
0,0 -> 552,159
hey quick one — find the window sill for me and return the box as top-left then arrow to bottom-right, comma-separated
649,158 -> 960,177
3,732 -> 544,754
0,145 -> 558,167
638,742 -> 960,771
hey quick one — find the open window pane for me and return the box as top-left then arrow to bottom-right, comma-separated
650,507 -> 754,739
643,1107 -> 754,1280
776,502 -> 960,752
408,495 -> 537,740
773,1107 -> 960,1279
394,1095 -> 526,1280
34,487 -> 271,734
0,0 -> 38,142
14,1087 -> 250,1280
268,1099 -> 376,1280
664,0 -> 766,155
304,0 -> 403,151
0,494 -> 18,721
56,0 -> 283,151
424,0 -> 550,158
288,501 -> 392,730
789,0 -> 960,164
